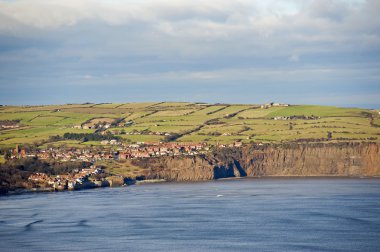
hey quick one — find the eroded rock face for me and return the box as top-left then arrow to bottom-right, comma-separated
132,143 -> 380,181
242,143 -> 380,177
135,156 -> 215,181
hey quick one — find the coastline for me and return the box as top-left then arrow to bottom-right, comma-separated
2,142 -> 380,196
3,175 -> 380,196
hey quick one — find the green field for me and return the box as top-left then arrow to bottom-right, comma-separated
0,103 -> 379,148
266,105 -> 367,117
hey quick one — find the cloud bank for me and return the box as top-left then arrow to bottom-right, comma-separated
0,0 -> 379,106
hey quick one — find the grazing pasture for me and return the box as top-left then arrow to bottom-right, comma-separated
0,103 -> 379,148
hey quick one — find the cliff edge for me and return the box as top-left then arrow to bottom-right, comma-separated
132,143 -> 380,181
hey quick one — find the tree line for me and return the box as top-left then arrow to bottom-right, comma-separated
49,132 -> 120,142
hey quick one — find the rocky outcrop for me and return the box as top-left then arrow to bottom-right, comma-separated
106,176 -> 124,187
132,143 -> 380,181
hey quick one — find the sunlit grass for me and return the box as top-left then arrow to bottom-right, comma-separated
0,103 -> 379,148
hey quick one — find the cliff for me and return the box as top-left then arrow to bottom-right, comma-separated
132,143 -> 380,181
242,142 -> 380,177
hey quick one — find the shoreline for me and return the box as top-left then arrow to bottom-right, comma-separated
3,175 -> 380,196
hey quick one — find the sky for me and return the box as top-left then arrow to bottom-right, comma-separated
0,0 -> 379,107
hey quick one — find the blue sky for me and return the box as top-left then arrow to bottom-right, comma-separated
0,0 -> 379,107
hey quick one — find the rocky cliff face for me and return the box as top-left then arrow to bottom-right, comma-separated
132,143 -> 380,181
242,143 -> 380,177
134,155 -> 216,181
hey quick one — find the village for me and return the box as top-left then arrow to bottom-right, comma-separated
11,142 -> 224,161
9,141 -> 243,192
10,139 -> 246,162
27,165 -> 107,191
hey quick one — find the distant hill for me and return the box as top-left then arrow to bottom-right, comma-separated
0,102 -> 379,149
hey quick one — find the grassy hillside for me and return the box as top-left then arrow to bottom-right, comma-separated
0,102 -> 379,148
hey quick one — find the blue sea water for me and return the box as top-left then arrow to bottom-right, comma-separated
0,178 -> 380,252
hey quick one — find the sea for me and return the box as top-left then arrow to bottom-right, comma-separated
0,178 -> 380,252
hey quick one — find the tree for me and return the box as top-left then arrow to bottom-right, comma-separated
4,150 -> 11,160
163,133 -> 181,142
327,132 -> 332,140
289,123 -> 293,130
